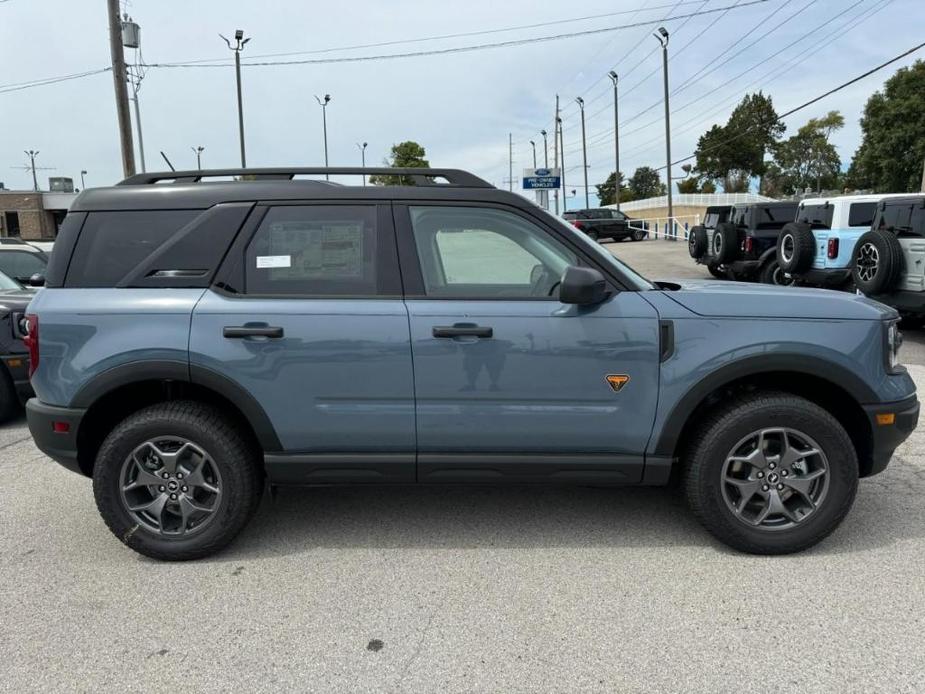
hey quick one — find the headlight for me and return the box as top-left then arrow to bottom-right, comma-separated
885,320 -> 903,373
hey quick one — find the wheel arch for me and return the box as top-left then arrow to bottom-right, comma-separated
72,361 -> 281,477
653,355 -> 876,477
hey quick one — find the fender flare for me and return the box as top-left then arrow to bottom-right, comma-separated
71,360 -> 282,451
650,353 -> 877,458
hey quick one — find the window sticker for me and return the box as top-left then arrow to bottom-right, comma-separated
256,255 -> 291,269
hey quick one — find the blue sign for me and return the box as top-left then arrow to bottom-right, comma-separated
523,167 -> 561,190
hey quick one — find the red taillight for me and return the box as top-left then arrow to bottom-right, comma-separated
52,421 -> 70,434
744,237 -> 754,253
827,238 -> 839,259
22,313 -> 38,378
571,220 -> 584,230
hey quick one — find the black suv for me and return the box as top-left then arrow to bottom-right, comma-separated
708,201 -> 799,284
687,205 -> 732,278
563,208 -> 647,243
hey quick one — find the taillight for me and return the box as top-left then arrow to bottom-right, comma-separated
827,238 -> 839,259
744,237 -> 754,254
22,313 -> 38,378
571,221 -> 584,230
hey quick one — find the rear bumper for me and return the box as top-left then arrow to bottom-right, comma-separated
797,268 -> 852,287
1,354 -> 33,403
863,395 -> 919,476
866,291 -> 925,313
25,399 -> 87,476
728,259 -> 760,277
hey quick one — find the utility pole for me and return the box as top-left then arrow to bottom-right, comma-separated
609,71 -> 621,210
357,142 -> 368,185
558,116 -> 567,212
553,95 -> 560,214
192,146 -> 205,170
921,155 -> 925,193
508,133 -> 513,192
221,30 -> 250,168
107,0 -> 136,177
123,14 -> 146,172
576,97 -> 589,209
655,27 -> 673,232
315,94 -> 332,179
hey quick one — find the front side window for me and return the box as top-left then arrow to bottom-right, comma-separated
245,205 -> 379,296
409,206 -> 577,298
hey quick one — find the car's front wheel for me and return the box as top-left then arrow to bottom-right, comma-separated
93,401 -> 263,561
684,393 -> 857,554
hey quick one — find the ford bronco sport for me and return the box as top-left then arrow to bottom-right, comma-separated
24,168 -> 918,560
708,201 -> 799,284
851,195 -> 925,321
775,194 -> 909,288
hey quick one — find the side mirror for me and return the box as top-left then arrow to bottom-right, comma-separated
558,266 -> 609,305
28,273 -> 45,287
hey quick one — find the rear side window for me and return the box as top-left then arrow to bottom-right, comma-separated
244,205 -> 380,296
0,251 -> 46,280
66,210 -> 198,287
847,202 -> 877,228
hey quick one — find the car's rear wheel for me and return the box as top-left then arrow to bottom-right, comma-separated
684,393 -> 857,554
631,228 -> 646,242
852,230 -> 903,295
707,263 -> 726,279
777,222 -> 815,273
759,258 -> 794,286
586,230 -> 599,242
93,401 -> 263,561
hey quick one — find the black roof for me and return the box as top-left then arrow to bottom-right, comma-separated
879,194 -> 925,207
71,167 -> 525,212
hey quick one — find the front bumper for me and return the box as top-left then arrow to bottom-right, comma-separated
1,354 -> 33,403
863,395 -> 920,476
25,399 -> 87,476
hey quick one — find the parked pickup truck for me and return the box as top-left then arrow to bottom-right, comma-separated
563,208 -> 648,243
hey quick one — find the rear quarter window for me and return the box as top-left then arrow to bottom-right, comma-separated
65,210 -> 199,287
847,202 -> 877,228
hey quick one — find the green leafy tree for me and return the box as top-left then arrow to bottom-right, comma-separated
694,92 -> 784,190
594,171 -> 632,205
766,111 -> 845,194
628,166 -> 666,199
369,141 -> 430,185
846,61 -> 925,192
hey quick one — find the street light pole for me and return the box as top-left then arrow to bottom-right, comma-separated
221,30 -> 250,168
655,27 -> 673,232
357,142 -> 368,185
553,95 -> 560,214
608,71 -> 621,211
558,116 -> 567,212
24,150 -> 39,191
315,94 -> 332,180
80,170 -> 87,190
529,140 -> 537,169
540,130 -> 549,168
508,132 -> 513,192
192,146 -> 205,170
576,97 -> 589,209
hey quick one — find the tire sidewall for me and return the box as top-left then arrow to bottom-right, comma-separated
690,398 -> 858,554
93,406 -> 257,559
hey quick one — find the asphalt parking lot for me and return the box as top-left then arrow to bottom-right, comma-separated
1,239 -> 924,692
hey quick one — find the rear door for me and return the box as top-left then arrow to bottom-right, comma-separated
395,202 -> 660,483
190,201 -> 416,483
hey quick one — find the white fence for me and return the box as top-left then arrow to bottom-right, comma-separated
633,215 -> 701,241
606,192 -> 772,213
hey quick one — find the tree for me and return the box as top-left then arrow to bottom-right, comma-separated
767,111 -> 845,194
628,166 -> 666,199
693,92 -> 785,190
369,141 -> 430,185
594,171 -> 632,205
846,61 -> 925,192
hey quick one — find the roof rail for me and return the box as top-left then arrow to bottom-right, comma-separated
117,167 -> 493,188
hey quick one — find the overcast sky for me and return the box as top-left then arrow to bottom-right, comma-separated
1,0 -> 922,204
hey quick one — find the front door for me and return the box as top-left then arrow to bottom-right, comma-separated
397,203 -> 660,483
190,202 -> 415,483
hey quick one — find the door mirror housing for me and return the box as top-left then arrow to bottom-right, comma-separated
558,266 -> 609,305
27,273 -> 46,287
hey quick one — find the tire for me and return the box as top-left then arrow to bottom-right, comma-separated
707,263 -> 726,279
0,366 -> 20,423
586,230 -> 599,242
852,230 -> 903,295
777,222 -> 815,273
712,222 -> 738,265
759,257 -> 794,286
684,392 -> 858,555
93,401 -> 263,561
688,225 -> 707,259
631,228 -> 646,242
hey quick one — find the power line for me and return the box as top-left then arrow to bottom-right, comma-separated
658,39 -> 925,171
144,1 -> 769,69
0,67 -> 111,94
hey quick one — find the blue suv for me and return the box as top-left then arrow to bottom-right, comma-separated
24,168 -> 919,560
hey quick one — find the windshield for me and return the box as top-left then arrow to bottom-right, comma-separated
552,215 -> 654,290
0,269 -> 24,291
797,204 -> 834,229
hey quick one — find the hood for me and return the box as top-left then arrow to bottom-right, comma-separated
657,279 -> 897,321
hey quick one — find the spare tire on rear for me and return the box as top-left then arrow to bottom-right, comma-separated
852,230 -> 903,295
688,225 -> 707,259
712,222 -> 738,265
777,222 -> 815,273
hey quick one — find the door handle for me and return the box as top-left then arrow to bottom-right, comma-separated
223,326 -> 284,338
432,325 -> 493,338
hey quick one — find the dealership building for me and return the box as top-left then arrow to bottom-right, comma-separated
0,186 -> 77,240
